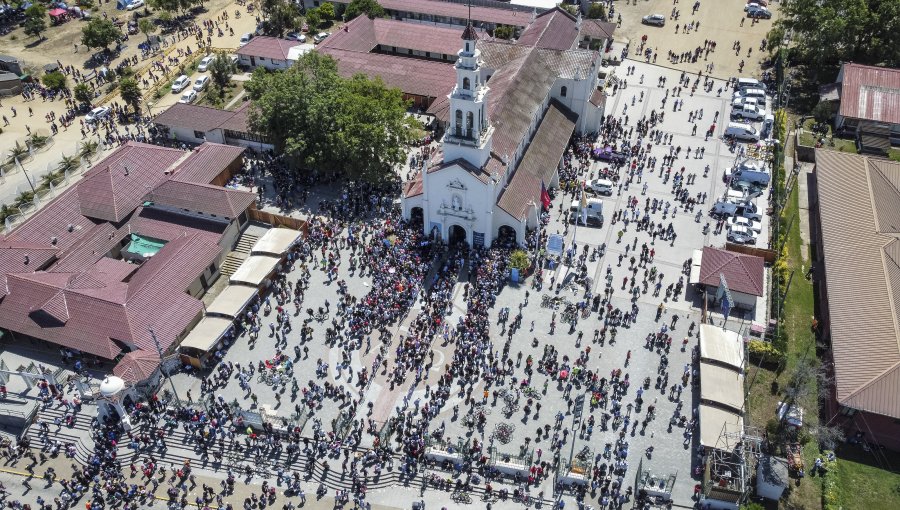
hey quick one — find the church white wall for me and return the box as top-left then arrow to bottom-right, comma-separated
492,207 -> 526,246
422,164 -> 498,248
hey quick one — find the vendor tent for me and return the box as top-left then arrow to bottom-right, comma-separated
699,324 -> 745,372
229,255 -> 280,287
251,227 -> 300,256
206,284 -> 257,318
700,362 -> 745,413
179,316 -> 233,353
699,404 -> 744,449
48,8 -> 67,16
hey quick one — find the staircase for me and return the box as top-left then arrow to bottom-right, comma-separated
218,230 -> 261,278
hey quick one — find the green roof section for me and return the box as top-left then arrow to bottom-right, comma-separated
124,234 -> 167,258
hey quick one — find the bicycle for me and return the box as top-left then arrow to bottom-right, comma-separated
451,491 -> 472,504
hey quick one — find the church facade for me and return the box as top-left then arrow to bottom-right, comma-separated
401,8 -> 609,247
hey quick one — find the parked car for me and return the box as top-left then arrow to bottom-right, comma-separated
727,225 -> 758,245
286,32 -> 306,43
193,75 -> 210,91
179,90 -> 198,104
85,106 -> 111,123
239,33 -> 253,47
642,14 -> 666,26
171,75 -> 190,93
744,0 -> 768,10
198,55 -> 214,72
747,6 -> 772,18
587,178 -> 615,196
126,0 -> 144,10
728,215 -> 762,234
313,32 -> 331,44
731,104 -> 767,121
731,96 -> 759,108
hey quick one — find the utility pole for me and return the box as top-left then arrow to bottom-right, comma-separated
149,327 -> 181,402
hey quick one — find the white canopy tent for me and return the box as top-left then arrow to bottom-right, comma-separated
699,404 -> 745,449
180,316 -> 233,353
700,362 -> 745,413
230,255 -> 280,287
206,284 -> 257,318
699,324 -> 745,372
251,228 -> 301,256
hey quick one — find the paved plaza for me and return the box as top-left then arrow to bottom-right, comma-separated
0,58 -> 771,510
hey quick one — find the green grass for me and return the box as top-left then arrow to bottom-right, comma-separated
833,445 -> 900,510
199,81 -> 244,110
797,119 -> 857,153
747,182 -> 823,509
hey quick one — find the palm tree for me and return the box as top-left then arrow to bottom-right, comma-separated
78,140 -> 99,161
7,142 -> 29,165
57,154 -> 80,174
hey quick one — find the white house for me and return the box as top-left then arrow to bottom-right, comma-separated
236,37 -> 309,71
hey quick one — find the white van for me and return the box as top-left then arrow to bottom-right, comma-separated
725,122 -> 760,142
587,178 -> 614,196
570,197 -> 604,225
735,87 -> 767,101
736,77 -> 766,92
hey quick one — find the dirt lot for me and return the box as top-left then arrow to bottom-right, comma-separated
613,0 -> 779,80
0,0 -> 240,74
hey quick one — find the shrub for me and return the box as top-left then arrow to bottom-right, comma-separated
822,452 -> 841,510
748,339 -> 786,366
509,249 -> 530,271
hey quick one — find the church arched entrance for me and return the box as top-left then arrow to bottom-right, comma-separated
448,224 -> 467,246
410,207 -> 424,228
497,225 -> 517,246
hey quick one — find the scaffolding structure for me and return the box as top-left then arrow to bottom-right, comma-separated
703,422 -> 765,505
634,456 -> 677,508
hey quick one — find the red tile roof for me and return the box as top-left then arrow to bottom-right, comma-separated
171,143 -> 245,185
150,180 -> 257,219
217,102 -> 252,133
379,0 -> 531,27
236,36 -> 299,61
838,63 -> 900,125
516,7 -> 578,51
698,246 -> 765,297
403,173 -> 423,198
130,206 -> 228,242
113,350 -> 161,383
374,17 -> 488,56
319,47 -> 455,99
151,103 -> 237,133
76,143 -> 186,222
580,19 -> 616,41
320,15 -> 378,53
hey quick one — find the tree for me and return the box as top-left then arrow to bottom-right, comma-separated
23,4 -> 47,40
493,26 -> 514,40
561,4 -> 579,16
119,77 -> 142,114
260,0 -> 297,36
209,52 -> 235,98
586,3 -> 607,21
318,2 -> 335,20
344,0 -> 383,20
138,18 -> 157,46
305,7 -> 322,29
82,18 -> 123,52
74,83 -> 94,105
775,0 -> 900,78
813,101 -> 833,125
247,51 -> 418,183
42,71 -> 68,91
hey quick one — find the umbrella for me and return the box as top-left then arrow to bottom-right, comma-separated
48,7 -> 67,16
559,370 -> 569,379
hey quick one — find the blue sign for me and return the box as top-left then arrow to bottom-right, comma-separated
473,231 -> 485,248
721,298 -> 731,318
546,234 -> 565,257
510,268 -> 519,283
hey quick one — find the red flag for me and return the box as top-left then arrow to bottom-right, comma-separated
540,181 -> 551,208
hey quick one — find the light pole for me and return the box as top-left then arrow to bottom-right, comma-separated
14,156 -> 36,194
148,327 -> 182,402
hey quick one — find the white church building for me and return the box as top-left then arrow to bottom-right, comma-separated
401,8 -> 609,247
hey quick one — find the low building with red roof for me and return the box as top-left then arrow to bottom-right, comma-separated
0,141 -> 257,382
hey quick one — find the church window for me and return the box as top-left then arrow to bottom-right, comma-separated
466,112 -> 474,137
561,86 -> 568,97
463,77 -> 471,90
455,109 -> 463,136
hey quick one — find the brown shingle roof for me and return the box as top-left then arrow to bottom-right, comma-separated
516,7 -> 578,51
151,103 -> 237,133
815,150 -> 900,418
236,36 -> 298,61
379,0 -> 530,28
320,15 -> 378,53
171,143 -> 245,185
698,246 -> 765,297
319,47 -> 455,99
497,101 -> 576,219
580,19 -> 616,41
149,180 -> 256,219
838,63 -> 900,125
113,350 -> 161,383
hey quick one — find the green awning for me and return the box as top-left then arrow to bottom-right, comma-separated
124,234 -> 167,258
